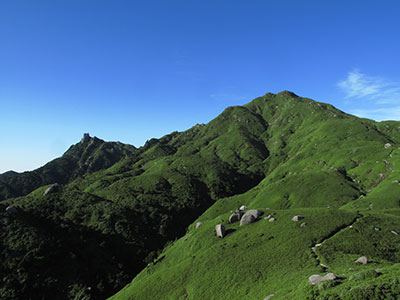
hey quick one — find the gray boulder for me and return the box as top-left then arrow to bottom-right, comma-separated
229,212 -> 242,224
240,213 -> 256,226
43,183 -> 60,196
269,217 -> 276,222
215,224 -> 225,238
239,205 -> 247,211
5,206 -> 18,214
264,294 -> 275,300
355,256 -> 368,264
246,209 -> 263,218
292,215 -> 304,222
308,273 -> 337,285
300,222 -> 307,227
195,222 -> 203,229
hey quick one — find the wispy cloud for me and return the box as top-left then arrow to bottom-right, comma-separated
338,70 -> 400,104
350,106 -> 400,121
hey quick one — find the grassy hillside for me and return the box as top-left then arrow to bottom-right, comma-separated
1,91 -> 400,299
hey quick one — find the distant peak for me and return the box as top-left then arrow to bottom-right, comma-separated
80,133 -> 92,143
278,90 -> 299,98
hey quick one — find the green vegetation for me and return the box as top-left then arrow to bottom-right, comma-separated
1,91 -> 400,299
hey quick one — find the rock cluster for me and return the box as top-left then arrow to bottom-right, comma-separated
227,207 -> 264,227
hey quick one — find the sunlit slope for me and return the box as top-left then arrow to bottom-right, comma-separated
110,206 -> 400,300
109,91 -> 400,300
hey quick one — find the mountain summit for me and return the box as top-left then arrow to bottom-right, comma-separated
1,92 -> 400,300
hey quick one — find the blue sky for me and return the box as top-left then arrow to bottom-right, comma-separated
1,0 -> 400,173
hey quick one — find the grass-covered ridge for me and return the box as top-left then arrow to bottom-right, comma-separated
1,91 -> 400,299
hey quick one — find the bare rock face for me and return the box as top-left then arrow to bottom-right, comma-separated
43,183 -> 60,196
355,256 -> 368,264
215,224 -> 225,238
195,222 -> 203,229
292,215 -> 304,222
308,273 -> 337,285
240,213 -> 256,226
81,133 -> 92,143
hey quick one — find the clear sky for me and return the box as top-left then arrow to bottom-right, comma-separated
1,0 -> 400,173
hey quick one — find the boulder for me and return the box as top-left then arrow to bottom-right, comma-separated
300,222 -> 307,227
264,294 -> 275,300
355,256 -> 368,264
239,205 -> 247,211
240,213 -> 256,226
229,212 -> 242,224
195,222 -> 203,229
384,143 -> 392,148
292,215 -> 304,222
269,217 -> 276,222
391,230 -> 399,235
246,209 -> 263,218
43,183 -> 60,196
308,273 -> 337,285
5,206 -> 18,214
215,224 -> 225,238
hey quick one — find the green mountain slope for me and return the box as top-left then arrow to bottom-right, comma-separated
0,134 -> 137,201
1,91 -> 400,300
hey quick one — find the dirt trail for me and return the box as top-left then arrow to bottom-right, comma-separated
310,213 -> 363,271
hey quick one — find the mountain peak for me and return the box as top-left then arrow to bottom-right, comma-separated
80,133 -> 92,143
277,90 -> 299,98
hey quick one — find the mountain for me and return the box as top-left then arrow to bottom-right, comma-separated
0,171 -> 19,180
0,133 -> 137,201
1,91 -> 400,300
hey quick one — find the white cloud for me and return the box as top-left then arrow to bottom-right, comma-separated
338,70 -> 400,104
350,106 -> 400,121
